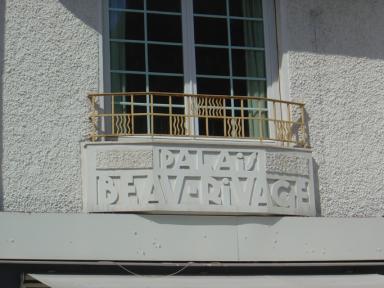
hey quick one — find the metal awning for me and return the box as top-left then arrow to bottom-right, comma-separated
30,274 -> 384,288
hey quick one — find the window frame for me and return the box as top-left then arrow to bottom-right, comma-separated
100,0 -> 281,139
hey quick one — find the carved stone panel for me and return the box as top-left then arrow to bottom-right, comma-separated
96,150 -> 153,169
82,142 -> 316,216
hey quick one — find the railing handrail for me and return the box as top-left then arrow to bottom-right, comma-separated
88,91 -> 305,106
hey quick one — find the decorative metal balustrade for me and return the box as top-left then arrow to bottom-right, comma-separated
88,92 -> 308,147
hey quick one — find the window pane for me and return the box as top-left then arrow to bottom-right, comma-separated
196,47 -> 229,76
109,11 -> 144,40
153,115 -> 170,135
147,14 -> 182,43
233,80 -> 266,97
193,0 -> 226,15
231,50 -> 265,78
229,0 -> 262,18
109,0 -> 144,10
230,19 -> 264,48
194,17 -> 228,45
197,78 -> 230,95
147,0 -> 181,12
111,73 -> 146,92
149,75 -> 184,92
110,42 -> 145,71
148,44 -> 183,73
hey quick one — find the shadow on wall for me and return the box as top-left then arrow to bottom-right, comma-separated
280,0 -> 384,60
58,0 -> 102,33
278,0 -> 384,216
0,0 -> 5,211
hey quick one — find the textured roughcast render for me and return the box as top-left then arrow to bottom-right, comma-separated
2,0 -> 100,212
284,0 -> 384,216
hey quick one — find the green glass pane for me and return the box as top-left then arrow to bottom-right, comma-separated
231,50 -> 266,78
230,19 -> 264,48
229,0 -> 263,18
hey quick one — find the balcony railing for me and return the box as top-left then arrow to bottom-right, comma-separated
88,92 -> 308,147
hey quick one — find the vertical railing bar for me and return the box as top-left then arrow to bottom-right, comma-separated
205,97 -> 209,136
301,104 -> 306,147
146,94 -> 150,134
279,102 -> 283,146
169,95 -> 172,135
186,95 -> 190,136
111,94 -> 115,136
259,100 -> 263,143
130,94 -> 134,135
187,94 -> 192,136
223,98 -> 227,137
150,93 -> 154,135
287,103 -> 291,124
273,101 -> 277,142
241,98 -> 245,138
91,95 -> 96,141
287,102 -> 292,145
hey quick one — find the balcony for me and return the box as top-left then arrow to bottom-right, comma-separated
82,92 -> 315,216
88,92 -> 308,147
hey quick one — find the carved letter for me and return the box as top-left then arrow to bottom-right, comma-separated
176,150 -> 193,169
214,151 -> 231,171
123,175 -> 140,207
245,152 -> 258,171
235,153 -> 245,171
175,176 -> 202,205
207,177 -> 222,205
232,177 -> 256,206
97,176 -> 119,206
271,180 -> 293,208
221,178 -> 231,206
161,149 -> 175,169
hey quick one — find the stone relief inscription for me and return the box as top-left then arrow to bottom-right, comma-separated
93,147 -> 314,215
154,149 -> 268,208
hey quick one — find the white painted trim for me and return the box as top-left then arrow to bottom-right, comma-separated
101,0 -> 111,93
181,0 -> 196,95
262,0 -> 281,141
275,0 -> 290,102
31,274 -> 384,288
263,0 -> 280,100
182,0 -> 198,135
101,0 -> 112,136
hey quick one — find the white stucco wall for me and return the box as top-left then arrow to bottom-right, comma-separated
1,0 -> 383,216
1,0 -> 101,212
281,0 -> 384,216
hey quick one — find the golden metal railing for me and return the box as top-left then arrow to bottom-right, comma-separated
88,92 -> 308,147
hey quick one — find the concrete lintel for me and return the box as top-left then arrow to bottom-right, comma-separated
0,213 -> 384,262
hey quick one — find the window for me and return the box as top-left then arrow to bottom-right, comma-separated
104,0 -> 279,138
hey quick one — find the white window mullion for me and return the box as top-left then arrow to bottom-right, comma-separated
181,0 -> 198,135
